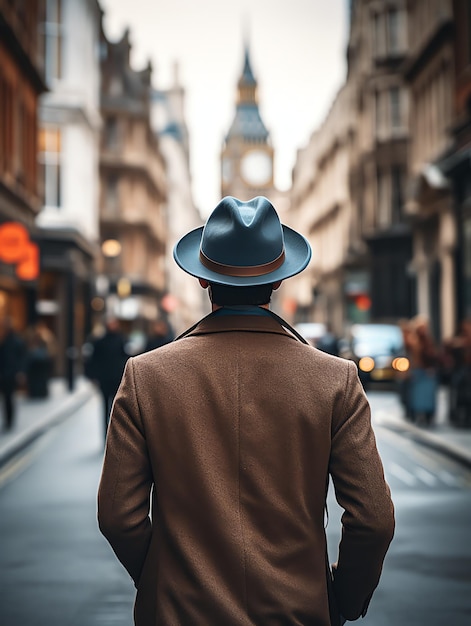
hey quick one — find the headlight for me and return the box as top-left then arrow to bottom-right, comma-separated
359,356 -> 375,372
392,357 -> 410,372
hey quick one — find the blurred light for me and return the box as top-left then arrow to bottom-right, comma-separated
161,293 -> 178,313
359,356 -> 375,372
102,239 -> 122,257
355,295 -> 372,311
95,275 -> 109,296
117,277 -> 131,298
392,357 -> 410,372
91,297 -> 105,311
36,300 -> 59,314
282,297 -> 298,316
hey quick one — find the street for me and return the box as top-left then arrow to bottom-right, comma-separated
0,390 -> 470,625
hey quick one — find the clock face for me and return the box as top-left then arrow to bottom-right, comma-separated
240,149 -> 272,186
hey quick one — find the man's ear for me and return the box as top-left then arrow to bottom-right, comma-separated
199,278 -> 209,289
272,281 -> 282,290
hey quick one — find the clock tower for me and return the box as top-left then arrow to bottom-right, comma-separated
221,44 -> 275,200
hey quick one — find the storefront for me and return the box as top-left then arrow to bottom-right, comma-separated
36,228 -> 97,389
0,221 -> 40,330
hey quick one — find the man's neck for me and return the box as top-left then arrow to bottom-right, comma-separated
211,303 -> 270,312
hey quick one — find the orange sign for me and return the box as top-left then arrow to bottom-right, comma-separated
0,222 -> 29,263
0,222 -> 39,280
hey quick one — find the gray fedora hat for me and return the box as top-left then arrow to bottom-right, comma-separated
173,196 -> 311,286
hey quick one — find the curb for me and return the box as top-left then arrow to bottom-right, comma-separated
380,417 -> 471,469
0,384 -> 94,468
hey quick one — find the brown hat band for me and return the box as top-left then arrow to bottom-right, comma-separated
199,248 -> 285,277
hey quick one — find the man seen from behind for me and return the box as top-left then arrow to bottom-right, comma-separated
98,196 -> 395,625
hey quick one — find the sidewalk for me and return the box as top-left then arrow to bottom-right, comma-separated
0,377 -> 95,467
370,386 -> 471,468
1,378 -> 471,470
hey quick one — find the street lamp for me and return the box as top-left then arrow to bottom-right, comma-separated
100,238 -> 122,319
101,239 -> 121,258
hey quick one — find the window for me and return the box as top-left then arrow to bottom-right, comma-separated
14,98 -> 25,182
375,90 -> 384,136
0,76 -> 4,172
38,125 -> 62,207
391,166 -> 404,223
2,80 -> 14,173
104,117 -> 119,150
39,0 -> 63,84
372,12 -> 383,58
464,217 -> 471,317
376,168 -> 389,228
106,176 -> 119,213
387,9 -> 400,54
373,8 -> 404,59
468,1 -> 471,63
390,87 -> 401,130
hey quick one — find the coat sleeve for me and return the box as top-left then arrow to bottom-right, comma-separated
329,360 -> 395,621
97,357 -> 153,586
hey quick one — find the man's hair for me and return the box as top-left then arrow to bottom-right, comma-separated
209,283 -> 274,306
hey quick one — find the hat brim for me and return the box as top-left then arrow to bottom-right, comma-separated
173,224 -> 311,287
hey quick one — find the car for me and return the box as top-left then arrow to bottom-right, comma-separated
339,323 -> 410,386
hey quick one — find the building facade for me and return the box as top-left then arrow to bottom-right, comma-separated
348,0 -> 414,325
286,85 -> 354,332
0,0 -> 46,330
289,0 -> 414,332
288,0 -> 470,343
151,66 -> 207,334
404,0 -> 456,340
442,0 -> 471,325
35,0 -> 102,387
99,27 -> 167,345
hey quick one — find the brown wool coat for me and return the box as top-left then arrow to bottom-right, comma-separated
97,314 -> 395,626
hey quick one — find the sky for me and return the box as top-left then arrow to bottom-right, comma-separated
99,0 -> 349,217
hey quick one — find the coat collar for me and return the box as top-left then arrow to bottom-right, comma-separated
181,312 -> 300,342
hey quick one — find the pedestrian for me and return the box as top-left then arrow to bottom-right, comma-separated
407,315 -> 440,425
397,318 -> 415,419
0,316 -> 26,431
24,324 -> 51,398
87,317 -> 128,439
442,318 -> 471,426
143,318 -> 174,352
98,196 -> 395,626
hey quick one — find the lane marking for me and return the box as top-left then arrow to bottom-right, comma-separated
415,466 -> 438,487
0,431 -> 54,490
376,424 -> 471,485
388,462 -> 417,486
438,470 -> 461,487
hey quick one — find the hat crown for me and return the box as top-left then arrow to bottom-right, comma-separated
201,196 -> 284,267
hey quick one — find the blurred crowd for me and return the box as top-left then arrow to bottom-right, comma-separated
0,315 -> 174,434
2,311 -> 471,434
397,316 -> 471,427
0,317 -> 57,431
